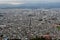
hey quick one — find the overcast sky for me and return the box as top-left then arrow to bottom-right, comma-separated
0,0 -> 60,4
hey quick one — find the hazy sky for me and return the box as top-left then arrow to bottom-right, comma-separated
0,0 -> 60,4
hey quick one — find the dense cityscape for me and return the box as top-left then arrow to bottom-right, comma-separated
0,9 -> 60,40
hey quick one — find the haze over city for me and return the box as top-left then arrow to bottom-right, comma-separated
0,0 -> 60,40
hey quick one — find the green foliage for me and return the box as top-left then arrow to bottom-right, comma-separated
57,26 -> 60,30
30,36 -> 45,40
38,19 -> 43,21
30,37 -> 40,40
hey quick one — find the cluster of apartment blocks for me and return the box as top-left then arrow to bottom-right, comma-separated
0,9 -> 60,40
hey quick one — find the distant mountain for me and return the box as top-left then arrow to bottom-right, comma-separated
0,3 -> 60,9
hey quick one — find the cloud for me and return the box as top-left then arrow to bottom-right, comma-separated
0,0 -> 25,4
25,0 -> 60,3
0,0 -> 60,4
10,2 -> 25,5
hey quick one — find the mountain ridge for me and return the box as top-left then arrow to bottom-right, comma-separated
0,3 -> 60,9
